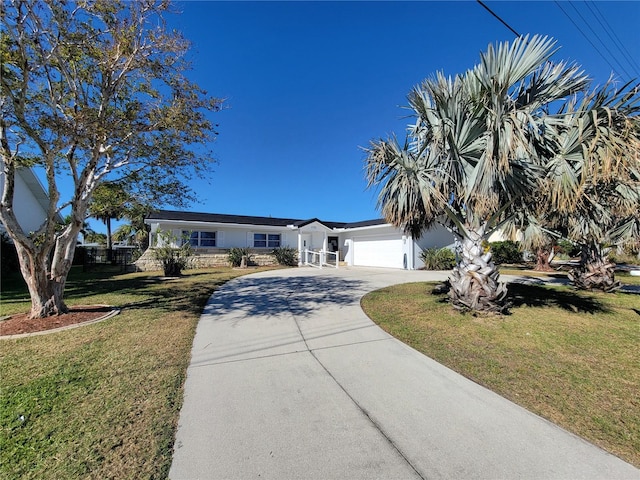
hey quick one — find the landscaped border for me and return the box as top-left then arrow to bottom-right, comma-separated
0,306 -> 120,340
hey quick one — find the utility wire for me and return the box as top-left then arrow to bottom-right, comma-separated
476,0 -> 521,38
585,0 -> 640,77
554,0 -> 626,79
476,0 -> 637,81
565,1 -> 633,79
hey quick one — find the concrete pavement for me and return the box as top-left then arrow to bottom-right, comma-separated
169,267 -> 639,480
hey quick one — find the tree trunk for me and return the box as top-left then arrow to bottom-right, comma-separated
10,221 -> 82,319
448,225 -> 509,314
534,247 -> 555,271
14,242 -> 69,318
568,242 -> 620,292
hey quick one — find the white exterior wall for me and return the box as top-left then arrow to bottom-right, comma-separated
301,232 -> 323,251
148,221 -> 297,250
220,229 -> 246,248
413,225 -> 456,269
0,167 -> 50,235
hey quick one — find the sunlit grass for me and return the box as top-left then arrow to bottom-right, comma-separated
361,282 -> 640,468
0,266 -> 277,479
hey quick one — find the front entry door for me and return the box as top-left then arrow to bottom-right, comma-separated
328,236 -> 339,259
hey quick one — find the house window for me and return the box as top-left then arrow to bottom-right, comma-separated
184,231 -> 216,248
253,233 -> 280,248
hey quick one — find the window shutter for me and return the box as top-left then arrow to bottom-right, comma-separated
217,231 -> 224,248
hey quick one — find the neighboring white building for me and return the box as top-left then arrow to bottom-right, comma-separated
0,164 -> 62,235
144,210 -> 454,270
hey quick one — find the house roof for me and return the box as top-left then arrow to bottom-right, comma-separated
291,218 -> 344,229
146,209 -> 388,230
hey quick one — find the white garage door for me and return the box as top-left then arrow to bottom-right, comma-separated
353,235 -> 404,269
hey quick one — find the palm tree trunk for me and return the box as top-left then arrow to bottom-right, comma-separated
448,226 -> 509,314
568,242 -> 620,292
106,217 -> 113,263
534,246 -> 555,271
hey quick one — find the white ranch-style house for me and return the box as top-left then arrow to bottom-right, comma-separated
138,209 -> 454,270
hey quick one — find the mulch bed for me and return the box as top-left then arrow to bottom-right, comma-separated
0,305 -> 115,336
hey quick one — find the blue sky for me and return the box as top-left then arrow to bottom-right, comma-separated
94,1 -> 640,232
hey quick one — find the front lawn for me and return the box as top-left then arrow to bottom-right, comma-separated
361,282 -> 640,468
0,266 -> 276,479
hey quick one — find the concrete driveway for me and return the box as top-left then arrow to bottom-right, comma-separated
169,267 -> 639,480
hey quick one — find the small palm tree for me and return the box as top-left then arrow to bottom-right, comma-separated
544,82 -> 640,290
366,35 -> 590,313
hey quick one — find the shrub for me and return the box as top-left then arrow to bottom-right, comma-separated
490,240 -> 522,264
271,246 -> 298,266
556,239 -> 581,258
152,230 -> 192,276
420,247 -> 456,270
228,247 -> 251,267
607,249 -> 639,265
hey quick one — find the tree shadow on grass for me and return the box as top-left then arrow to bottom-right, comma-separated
61,275 -> 158,305
507,283 -> 610,314
119,277 -> 235,316
1,267 -> 242,318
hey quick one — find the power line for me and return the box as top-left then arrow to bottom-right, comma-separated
554,0 -> 627,79
565,1 -> 633,79
585,1 -> 640,77
477,0 -> 637,82
476,0 -> 521,38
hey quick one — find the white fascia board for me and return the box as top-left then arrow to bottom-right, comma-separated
145,219 -> 288,232
337,223 -> 395,233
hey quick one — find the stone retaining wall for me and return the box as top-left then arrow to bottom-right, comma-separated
134,248 -> 281,272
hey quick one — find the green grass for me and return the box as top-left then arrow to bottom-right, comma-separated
361,282 -> 640,468
0,266 -> 277,479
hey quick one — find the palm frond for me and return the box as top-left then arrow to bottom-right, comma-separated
365,35 -> 639,264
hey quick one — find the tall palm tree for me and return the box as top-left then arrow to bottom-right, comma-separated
366,35 -> 590,313
88,182 -> 131,261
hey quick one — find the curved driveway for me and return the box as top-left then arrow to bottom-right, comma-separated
170,267 -> 639,480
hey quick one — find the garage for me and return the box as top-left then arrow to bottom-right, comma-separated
352,235 -> 405,269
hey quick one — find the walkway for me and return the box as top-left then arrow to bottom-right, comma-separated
169,267 -> 639,479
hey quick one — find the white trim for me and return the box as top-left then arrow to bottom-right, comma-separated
333,223 -> 392,233
144,219 -> 289,232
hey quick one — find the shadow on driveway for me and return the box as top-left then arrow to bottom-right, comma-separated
203,274 -> 367,318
